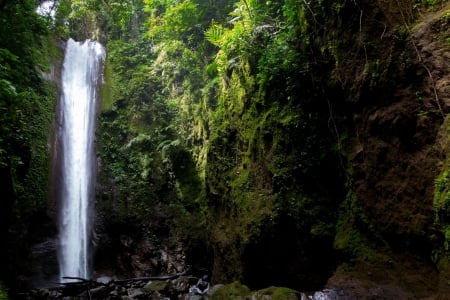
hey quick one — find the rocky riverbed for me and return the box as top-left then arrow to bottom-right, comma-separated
18,274 -> 344,300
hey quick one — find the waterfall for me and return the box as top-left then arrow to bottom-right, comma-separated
57,39 -> 105,281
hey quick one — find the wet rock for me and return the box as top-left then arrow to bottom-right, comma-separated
189,276 -> 210,295
142,280 -> 167,294
207,284 -> 225,296
22,278 -> 351,300
128,287 -> 144,298
171,275 -> 195,293
179,295 -> 206,300
96,276 -> 113,284
89,285 -> 110,298
148,290 -> 169,299
110,290 -> 119,297
300,289 -> 340,300
29,237 -> 59,287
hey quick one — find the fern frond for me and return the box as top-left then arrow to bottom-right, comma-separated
205,24 -> 225,47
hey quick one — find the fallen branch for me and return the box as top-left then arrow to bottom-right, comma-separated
61,276 -> 93,284
54,277 -> 97,300
56,269 -> 190,287
112,269 -> 190,284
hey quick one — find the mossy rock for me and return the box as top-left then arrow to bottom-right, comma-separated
210,281 -> 251,299
252,286 -> 299,300
142,280 -> 167,293
210,283 -> 299,300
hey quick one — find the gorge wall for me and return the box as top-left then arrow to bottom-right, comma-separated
94,0 -> 450,297
200,1 -> 450,296
1,0 -> 450,298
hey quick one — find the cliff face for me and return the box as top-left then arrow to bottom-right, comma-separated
329,2 -> 450,297
200,0 -> 450,296
348,2 -> 450,251
0,1 -> 63,291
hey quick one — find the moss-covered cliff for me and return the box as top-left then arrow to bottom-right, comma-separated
2,0 -> 450,298
0,0 -> 64,291
90,0 -> 450,296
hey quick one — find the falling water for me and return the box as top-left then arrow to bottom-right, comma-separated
57,39 -> 105,281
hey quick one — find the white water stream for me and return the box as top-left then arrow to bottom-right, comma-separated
58,39 -> 105,281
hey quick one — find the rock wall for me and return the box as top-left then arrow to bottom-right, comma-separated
202,0 -> 450,296
83,0 -> 450,298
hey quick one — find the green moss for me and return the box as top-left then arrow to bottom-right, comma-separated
100,61 -> 113,111
204,16 -> 347,279
436,10 -> 450,48
211,283 -> 300,300
334,168 -> 391,267
419,0 -> 447,10
210,281 -> 251,299
142,280 -> 167,293
433,115 -> 450,258
252,286 -> 299,299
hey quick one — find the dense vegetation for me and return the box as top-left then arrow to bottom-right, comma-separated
0,0 -> 60,293
94,0 -> 347,288
1,0 -> 450,298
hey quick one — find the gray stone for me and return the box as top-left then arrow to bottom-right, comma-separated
171,276 -> 195,293
128,287 -> 144,298
207,284 -> 224,296
90,285 -> 110,298
96,276 -> 113,285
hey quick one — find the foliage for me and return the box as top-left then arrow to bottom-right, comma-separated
201,2 -> 348,287
108,1 -> 134,34
0,0 -> 56,208
106,0 -> 148,40
204,0 -> 256,77
0,0 -> 59,286
96,11 -> 208,260
418,0 -> 447,9
145,0 -> 203,45
0,281 -> 8,300
51,0 -> 147,41
334,170 -> 384,263
58,0 -> 100,39
433,116 -> 450,257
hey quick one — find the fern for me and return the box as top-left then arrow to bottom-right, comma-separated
205,24 -> 224,47
157,139 -> 181,152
